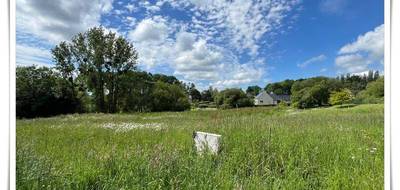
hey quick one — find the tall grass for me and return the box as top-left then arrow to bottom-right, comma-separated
16,104 -> 384,189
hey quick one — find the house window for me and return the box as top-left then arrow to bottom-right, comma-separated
260,100 -> 263,103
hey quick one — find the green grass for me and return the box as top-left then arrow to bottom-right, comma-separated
16,104 -> 384,189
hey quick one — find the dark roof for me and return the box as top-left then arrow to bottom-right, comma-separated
269,93 -> 291,101
255,91 -> 290,101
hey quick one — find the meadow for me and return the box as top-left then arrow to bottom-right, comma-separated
16,104 -> 384,189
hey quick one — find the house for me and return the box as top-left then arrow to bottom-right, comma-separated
254,91 -> 291,106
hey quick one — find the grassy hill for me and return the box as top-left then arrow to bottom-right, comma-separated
16,104 -> 384,189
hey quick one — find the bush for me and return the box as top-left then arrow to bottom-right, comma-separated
355,77 -> 384,104
329,88 -> 354,105
291,77 -> 342,109
215,88 -> 254,109
16,66 -> 82,118
152,81 -> 190,111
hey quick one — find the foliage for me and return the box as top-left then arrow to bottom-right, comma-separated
17,104 -> 384,189
16,66 -> 82,118
246,85 -> 262,97
200,87 -> 214,102
291,77 -> 342,108
329,88 -> 354,105
355,77 -> 384,104
53,27 -> 138,113
118,71 -> 155,112
215,88 -> 254,109
188,83 -> 202,102
337,70 -> 380,95
151,81 -> 191,111
265,79 -> 294,95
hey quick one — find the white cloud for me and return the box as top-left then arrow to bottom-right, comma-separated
125,3 -> 137,12
335,24 -> 384,72
335,54 -> 369,73
297,54 -> 327,68
320,0 -> 347,14
173,39 -> 222,81
17,0 -> 114,43
164,0 -> 300,57
175,31 -> 196,52
128,17 -> 169,44
212,62 -> 264,89
338,24 -> 384,60
139,1 -> 164,13
16,44 -> 54,67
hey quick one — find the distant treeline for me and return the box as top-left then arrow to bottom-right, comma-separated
16,26 -> 384,118
244,71 -> 384,109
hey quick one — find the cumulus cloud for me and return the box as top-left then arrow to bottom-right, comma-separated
338,24 -> 384,60
17,0 -> 114,43
16,0 -> 295,89
173,38 -> 222,81
335,54 -> 369,73
297,54 -> 327,68
123,0 -> 299,88
335,24 -> 384,72
129,17 -> 169,43
212,62 -> 264,89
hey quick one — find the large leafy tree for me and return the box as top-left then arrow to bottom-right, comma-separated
52,27 -> 138,113
291,77 -> 342,108
118,71 -> 155,112
215,88 -> 253,109
16,66 -> 81,118
265,79 -> 294,95
329,88 -> 354,105
201,87 -> 214,102
246,85 -> 262,97
356,77 -> 384,103
152,81 -> 191,111
188,83 -> 201,102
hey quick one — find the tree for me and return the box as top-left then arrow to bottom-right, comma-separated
188,83 -> 201,102
16,66 -> 81,118
367,70 -> 374,82
265,79 -> 294,95
118,71 -> 155,112
246,85 -> 261,97
291,77 -> 342,108
329,88 -> 354,105
215,88 -> 253,109
54,27 -> 138,113
356,77 -> 384,103
201,87 -> 213,102
373,71 -> 380,80
52,41 -> 83,111
152,81 -> 190,111
153,74 -> 181,85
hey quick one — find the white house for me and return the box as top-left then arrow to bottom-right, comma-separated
254,91 -> 291,106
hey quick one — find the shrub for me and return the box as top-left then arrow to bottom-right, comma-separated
215,88 -> 254,109
355,77 -> 384,104
329,88 -> 354,105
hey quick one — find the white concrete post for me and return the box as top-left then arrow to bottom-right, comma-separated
193,131 -> 221,154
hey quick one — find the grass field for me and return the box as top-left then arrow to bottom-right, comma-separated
16,104 -> 384,189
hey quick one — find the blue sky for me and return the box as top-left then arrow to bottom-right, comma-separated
16,0 -> 384,90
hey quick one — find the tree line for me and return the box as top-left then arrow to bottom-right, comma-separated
17,27 -> 191,118
16,27 -> 384,118
244,71 -> 383,109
